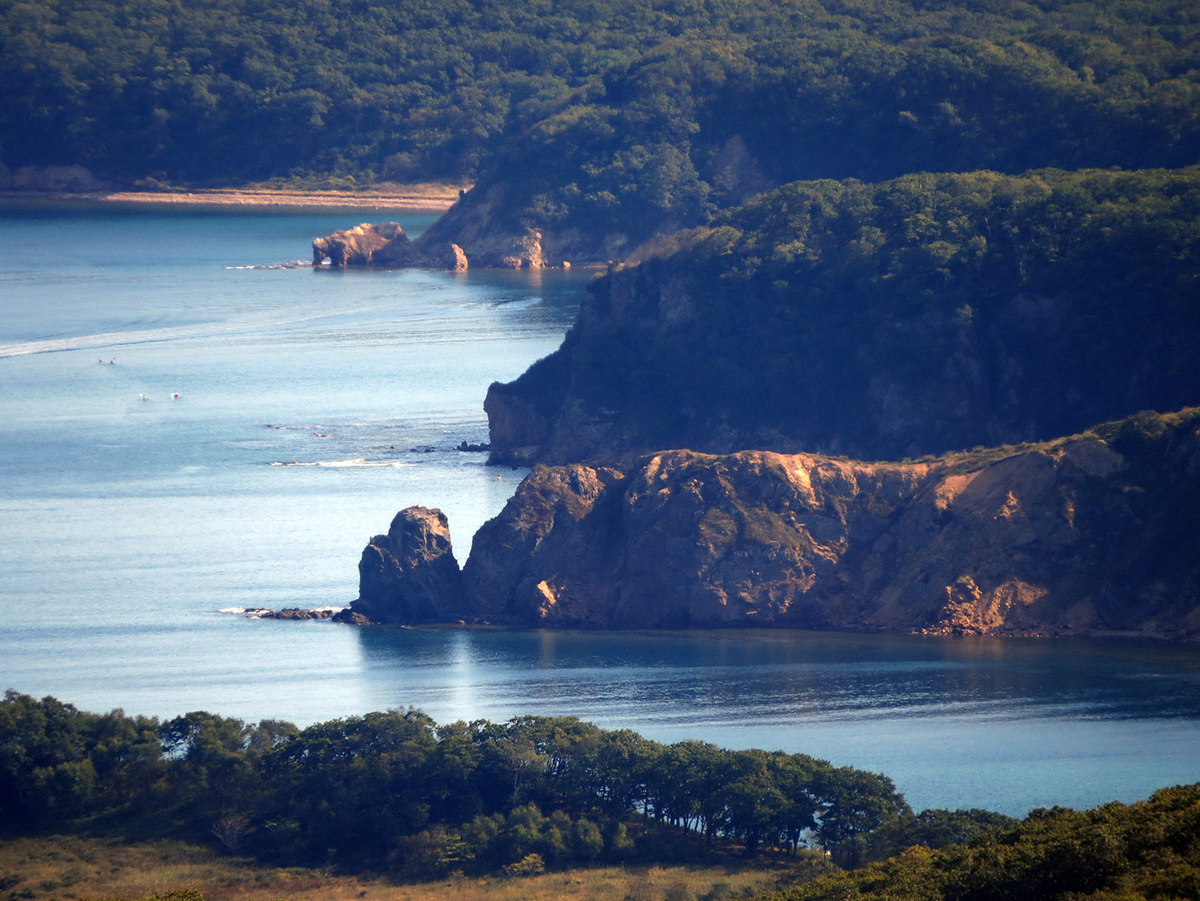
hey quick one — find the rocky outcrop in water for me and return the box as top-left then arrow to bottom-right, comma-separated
312,216 -> 563,270
312,221 -> 407,267
347,506 -> 465,623
312,221 -> 468,270
351,410 -> 1200,639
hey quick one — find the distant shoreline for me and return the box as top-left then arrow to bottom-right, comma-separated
0,185 -> 462,211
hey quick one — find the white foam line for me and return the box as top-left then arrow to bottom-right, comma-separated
269,459 -> 411,468
0,302 -> 403,359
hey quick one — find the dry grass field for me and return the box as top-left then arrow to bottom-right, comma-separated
0,837 -> 823,901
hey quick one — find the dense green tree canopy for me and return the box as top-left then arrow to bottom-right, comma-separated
5,693 -> 1197,899
1,0 -> 1197,191
757,783 -> 1200,901
492,166 -> 1200,461
0,691 -> 908,873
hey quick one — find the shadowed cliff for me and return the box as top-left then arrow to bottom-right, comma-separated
485,168 -> 1200,466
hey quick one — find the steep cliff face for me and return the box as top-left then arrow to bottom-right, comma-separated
368,410 -> 1200,637
485,169 -> 1200,466
461,464 -> 628,623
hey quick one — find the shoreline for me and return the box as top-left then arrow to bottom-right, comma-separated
0,185 -> 462,211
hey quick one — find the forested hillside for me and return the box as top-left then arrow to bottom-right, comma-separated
429,20 -> 1200,261
2,0 -> 1197,194
756,782 -> 1200,901
485,167 -> 1200,463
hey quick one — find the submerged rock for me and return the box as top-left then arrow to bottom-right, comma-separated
257,607 -> 337,620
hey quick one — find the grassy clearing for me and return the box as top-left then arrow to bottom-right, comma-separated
0,837 -> 817,901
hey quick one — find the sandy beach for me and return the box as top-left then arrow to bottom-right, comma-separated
2,185 -> 463,211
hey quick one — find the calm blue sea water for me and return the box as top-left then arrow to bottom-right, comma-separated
1,201 -> 1197,818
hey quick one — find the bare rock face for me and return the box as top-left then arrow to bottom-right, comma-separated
501,229 -> 545,269
464,450 -> 935,628
313,222 -> 408,267
462,465 -> 628,623
342,411 -> 1200,639
350,506 -> 465,623
457,411 -> 1200,638
313,222 -> 469,270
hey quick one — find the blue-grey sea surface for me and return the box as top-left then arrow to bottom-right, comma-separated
0,201 -> 1197,818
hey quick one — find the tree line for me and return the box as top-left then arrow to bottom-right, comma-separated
0,690 -> 939,875
6,690 -> 1195,899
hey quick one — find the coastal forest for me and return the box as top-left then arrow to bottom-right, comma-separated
0,691 -> 916,872
5,691 -> 1200,901
485,167 -> 1200,463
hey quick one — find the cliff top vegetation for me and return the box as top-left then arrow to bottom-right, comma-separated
488,168 -> 1200,463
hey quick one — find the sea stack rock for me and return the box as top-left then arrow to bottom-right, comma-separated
313,222 -> 476,270
313,221 -> 409,267
346,506 -> 465,623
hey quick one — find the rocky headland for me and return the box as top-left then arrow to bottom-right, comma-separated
324,169 -> 1200,640
342,409 -> 1200,639
347,506 -> 466,623
483,169 -> 1200,467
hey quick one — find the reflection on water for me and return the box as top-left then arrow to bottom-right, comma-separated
356,627 -> 1200,723
351,626 -> 1200,815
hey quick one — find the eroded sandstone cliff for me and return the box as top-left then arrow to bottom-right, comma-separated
349,410 -> 1200,638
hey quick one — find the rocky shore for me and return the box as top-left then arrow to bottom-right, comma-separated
339,410 -> 1200,640
309,220 -> 580,270
222,606 -> 345,620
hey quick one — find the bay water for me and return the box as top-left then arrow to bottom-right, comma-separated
0,201 -> 1197,818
